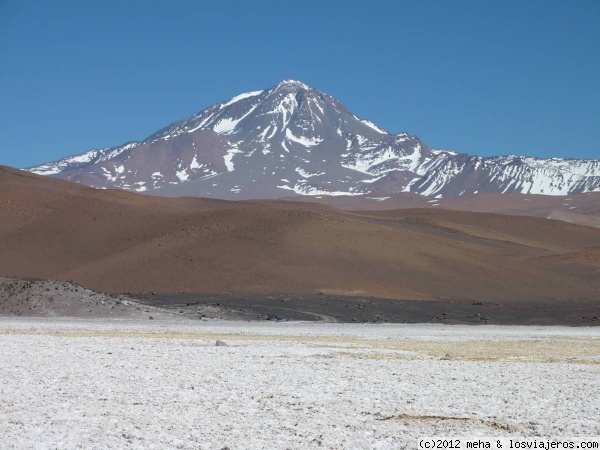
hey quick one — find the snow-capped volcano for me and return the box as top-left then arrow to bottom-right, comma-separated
28,79 -> 600,199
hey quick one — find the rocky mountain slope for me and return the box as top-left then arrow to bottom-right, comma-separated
28,80 -> 600,199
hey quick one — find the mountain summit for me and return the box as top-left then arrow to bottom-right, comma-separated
29,80 -> 600,199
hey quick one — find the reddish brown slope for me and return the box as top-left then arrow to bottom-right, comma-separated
283,191 -> 600,228
0,166 -> 599,302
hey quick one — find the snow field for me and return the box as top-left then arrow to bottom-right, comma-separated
0,318 -> 599,449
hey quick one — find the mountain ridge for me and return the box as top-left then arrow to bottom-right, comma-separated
28,79 -> 600,199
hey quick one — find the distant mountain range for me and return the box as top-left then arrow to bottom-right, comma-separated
28,79 -> 600,199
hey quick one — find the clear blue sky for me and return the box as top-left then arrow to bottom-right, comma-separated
1,0 -> 599,168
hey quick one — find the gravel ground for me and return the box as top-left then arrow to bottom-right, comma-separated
0,318 -> 599,449
0,277 -> 186,320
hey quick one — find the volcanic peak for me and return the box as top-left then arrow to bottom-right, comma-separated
26,79 -> 600,198
273,79 -> 312,91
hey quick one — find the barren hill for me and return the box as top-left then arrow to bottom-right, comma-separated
1,166 -> 599,304
280,191 -> 600,228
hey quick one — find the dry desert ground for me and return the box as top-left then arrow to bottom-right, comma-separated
1,317 -> 598,449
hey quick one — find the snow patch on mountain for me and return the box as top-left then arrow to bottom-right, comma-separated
220,90 -> 263,108
295,167 -> 324,178
342,146 -> 400,175
277,182 -> 364,196
224,147 -> 241,172
276,79 -> 311,90
360,118 -> 386,134
285,128 -> 322,147
176,169 -> 189,182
